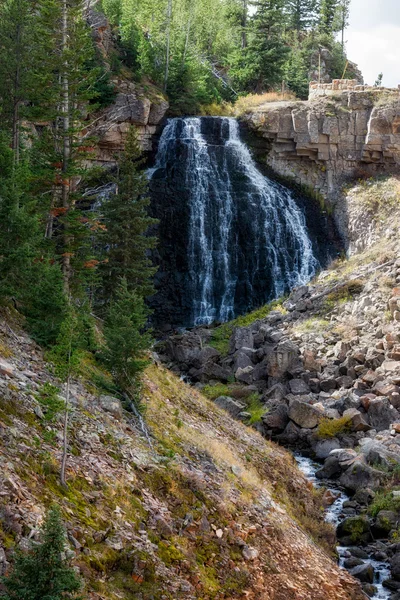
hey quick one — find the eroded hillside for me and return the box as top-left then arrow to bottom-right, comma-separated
0,313 -> 364,599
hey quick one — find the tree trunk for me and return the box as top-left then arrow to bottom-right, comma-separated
61,0 -> 71,294
241,0 -> 247,49
164,0 -> 172,92
12,21 -> 22,166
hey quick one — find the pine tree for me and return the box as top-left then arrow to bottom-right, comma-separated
101,127 -> 158,303
1,506 -> 82,600
285,0 -> 319,33
284,43 -> 309,98
102,278 -> 152,391
319,0 -> 339,34
335,0 -> 350,48
231,0 -> 289,92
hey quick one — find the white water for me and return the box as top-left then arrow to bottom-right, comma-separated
150,117 -> 319,326
296,455 -> 392,599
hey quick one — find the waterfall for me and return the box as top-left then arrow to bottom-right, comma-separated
150,116 -> 322,327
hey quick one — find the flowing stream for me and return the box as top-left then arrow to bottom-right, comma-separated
296,455 -> 392,599
149,116 -> 333,328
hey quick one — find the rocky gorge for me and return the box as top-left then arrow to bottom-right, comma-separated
158,176 -> 400,598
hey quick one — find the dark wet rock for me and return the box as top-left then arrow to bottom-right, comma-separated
337,515 -> 372,546
368,397 -> 400,431
262,404 -> 289,430
340,461 -> 388,492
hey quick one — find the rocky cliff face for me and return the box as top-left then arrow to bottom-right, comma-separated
241,91 -> 400,233
86,8 -> 169,164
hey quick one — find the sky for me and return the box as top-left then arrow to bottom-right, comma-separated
345,0 -> 400,87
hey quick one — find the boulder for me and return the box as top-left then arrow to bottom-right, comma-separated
288,399 -> 322,429
342,408 -> 371,432
230,326 -> 254,352
373,510 -> 398,538
368,397 -> 400,431
214,396 -> 246,418
315,455 -> 342,479
262,404 -> 289,430
340,460 -> 388,492
277,421 -> 301,444
314,438 -> 341,459
336,515 -> 372,545
288,378 -> 310,395
233,351 -> 253,371
392,553 -> 400,581
235,365 -> 254,384
350,563 -> 374,584
266,340 -> 300,378
99,395 -> 123,418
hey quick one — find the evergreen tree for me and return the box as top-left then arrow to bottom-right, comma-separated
335,0 -> 350,48
319,0 -> 339,34
101,127 -> 158,303
231,0 -> 289,92
1,505 -> 82,600
285,0 -> 319,33
102,278 -> 152,391
284,43 -> 309,98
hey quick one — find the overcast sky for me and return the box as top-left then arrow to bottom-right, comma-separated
345,0 -> 400,87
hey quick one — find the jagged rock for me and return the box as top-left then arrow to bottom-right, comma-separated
262,404 -> 289,430
343,408 -> 371,432
0,359 -> 15,377
288,399 -> 322,429
368,398 -> 400,431
214,396 -> 246,418
235,365 -> 254,384
266,340 -> 300,378
99,395 -> 122,418
288,378 -> 310,395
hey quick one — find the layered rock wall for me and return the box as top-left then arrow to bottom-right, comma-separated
242,90 -> 400,210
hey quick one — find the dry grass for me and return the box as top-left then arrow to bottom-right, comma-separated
234,91 -> 297,115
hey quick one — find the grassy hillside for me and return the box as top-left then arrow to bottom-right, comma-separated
0,313 -> 364,600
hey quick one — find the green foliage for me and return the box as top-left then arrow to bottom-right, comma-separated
246,393 -> 266,425
0,505 -> 82,600
317,416 -> 352,439
35,383 -> 63,422
102,278 -> 152,391
202,383 -> 231,400
101,127 -> 158,303
368,491 -> 400,518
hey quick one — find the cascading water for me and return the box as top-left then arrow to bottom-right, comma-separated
150,116 -> 336,328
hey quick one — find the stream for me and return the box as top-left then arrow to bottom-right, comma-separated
295,455 -> 392,599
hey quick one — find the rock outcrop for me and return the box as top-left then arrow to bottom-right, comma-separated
241,89 -> 400,210
85,8 -> 168,163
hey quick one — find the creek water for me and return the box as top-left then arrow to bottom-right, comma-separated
295,455 -> 392,599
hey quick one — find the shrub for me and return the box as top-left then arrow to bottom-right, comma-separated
202,383 -> 230,400
246,394 -> 266,425
0,505 -> 82,600
317,416 -> 352,439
